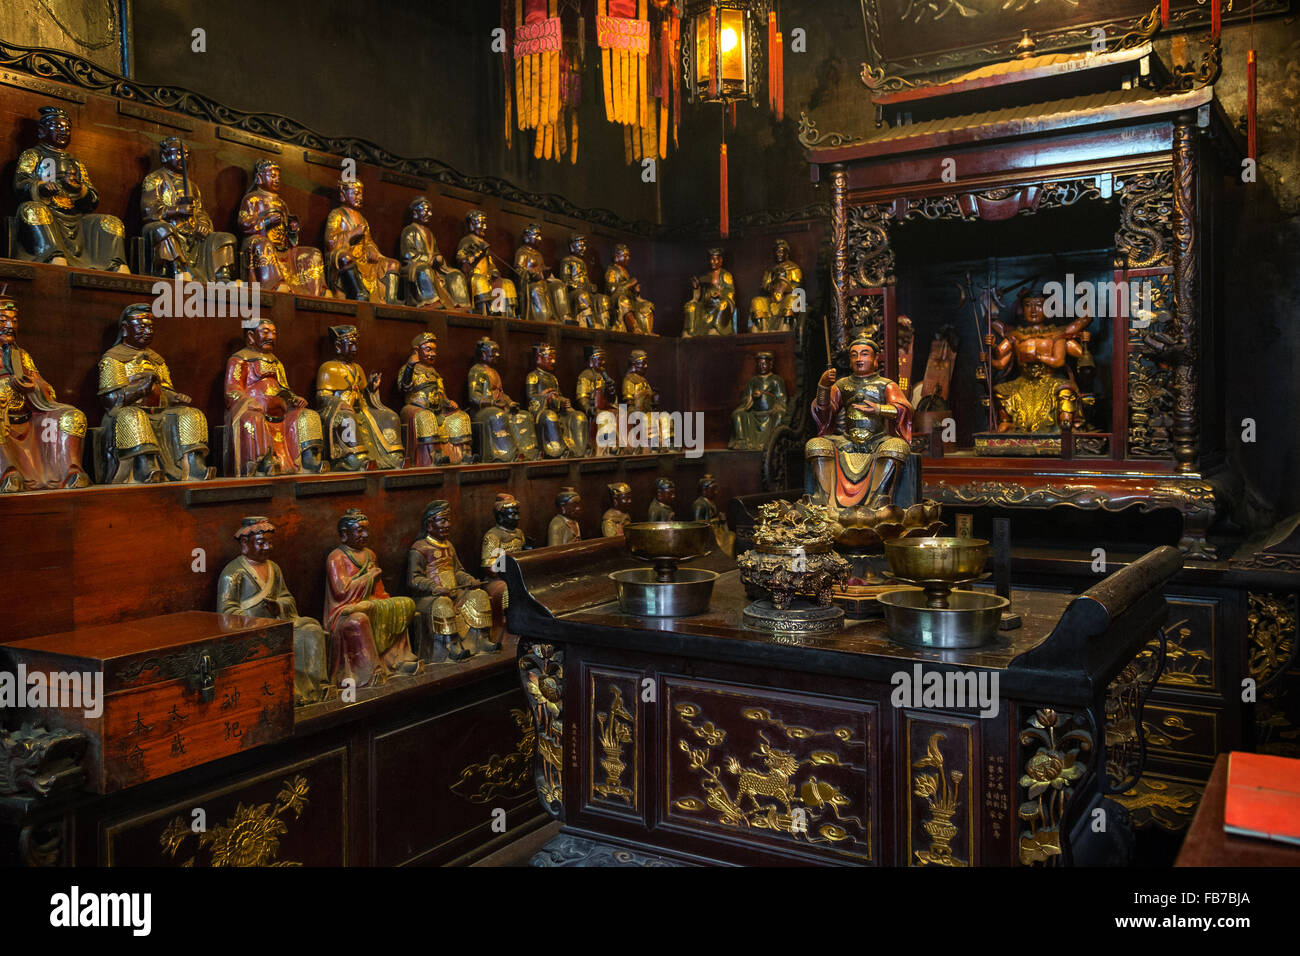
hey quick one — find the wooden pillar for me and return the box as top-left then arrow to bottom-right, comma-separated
829,163 -> 848,356
1171,116 -> 1199,474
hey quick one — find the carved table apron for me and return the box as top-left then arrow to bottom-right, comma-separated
506,540 -> 1181,866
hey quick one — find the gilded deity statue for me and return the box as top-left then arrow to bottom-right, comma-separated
682,248 -> 736,337
324,178 -> 400,303
407,500 -> 497,662
647,477 -> 676,522
0,295 -> 90,492
13,106 -> 127,272
96,304 -> 214,484
456,210 -> 518,317
480,492 -> 528,643
324,509 -> 418,688
748,239 -> 805,332
986,293 -> 1092,434
547,488 -> 583,546
237,160 -> 329,296
514,222 -> 566,322
730,350 -> 788,450
218,517 -> 329,705
601,481 -> 633,537
224,318 -> 327,477
467,337 -> 539,462
622,349 -> 673,450
526,342 -> 588,458
576,345 -> 618,456
605,243 -> 654,334
397,332 -> 473,466
315,324 -> 404,471
400,195 -> 471,309
140,137 -> 237,282
807,330 -> 912,521
559,234 -> 610,329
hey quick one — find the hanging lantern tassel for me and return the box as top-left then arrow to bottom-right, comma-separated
720,141 -> 729,238
1160,0 -> 1169,28
768,11 -> 777,112
1211,0 -> 1222,40
775,28 -> 784,120
671,9 -> 681,147
708,5 -> 718,100
1247,48 -> 1257,160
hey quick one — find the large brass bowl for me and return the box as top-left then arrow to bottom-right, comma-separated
624,521 -> 714,562
884,537 -> 989,583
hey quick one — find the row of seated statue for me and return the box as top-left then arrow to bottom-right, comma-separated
220,478 -> 730,704
0,294 -> 689,492
12,106 -> 802,336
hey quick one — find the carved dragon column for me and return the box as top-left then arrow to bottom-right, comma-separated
1171,116 -> 1200,474
829,163 -> 849,355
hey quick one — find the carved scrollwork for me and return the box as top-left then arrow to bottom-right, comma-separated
860,62 -> 917,93
1248,592 -> 1299,757
1114,6 -> 1162,51
846,204 -> 895,288
797,111 -> 864,150
1114,169 -> 1174,270
518,642 -> 564,817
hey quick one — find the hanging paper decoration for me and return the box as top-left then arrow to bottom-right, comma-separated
603,1 -> 682,164
511,0 -> 581,163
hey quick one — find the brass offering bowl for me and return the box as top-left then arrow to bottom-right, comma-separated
615,521 -> 717,616
625,521 -> 713,582
884,537 -> 989,608
878,588 -> 1009,649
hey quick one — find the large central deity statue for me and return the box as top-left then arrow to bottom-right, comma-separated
140,137 -> 237,282
987,292 -> 1092,434
807,330 -> 912,522
467,337 -> 538,462
14,106 -> 127,272
238,160 -> 329,296
324,178 -> 400,303
457,210 -> 518,317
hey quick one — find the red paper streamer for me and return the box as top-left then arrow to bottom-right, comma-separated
767,11 -> 776,111
707,5 -> 718,99
1160,0 -> 1169,27
1247,48 -> 1257,160
1211,0 -> 1221,39
720,142 -> 729,238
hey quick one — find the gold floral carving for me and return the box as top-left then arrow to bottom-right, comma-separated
1136,612 -> 1212,688
451,708 -> 535,804
159,775 -> 309,867
912,732 -> 967,867
1248,593 -> 1300,756
593,686 -> 634,804
519,642 -> 564,816
672,701 -> 868,855
1018,709 -> 1093,866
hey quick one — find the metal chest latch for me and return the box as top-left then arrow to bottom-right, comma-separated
189,652 -> 216,703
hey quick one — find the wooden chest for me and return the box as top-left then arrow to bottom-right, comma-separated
0,612 -> 294,794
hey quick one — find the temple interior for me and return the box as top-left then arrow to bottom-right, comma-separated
0,0 -> 1298,896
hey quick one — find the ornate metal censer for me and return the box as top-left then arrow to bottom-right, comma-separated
738,498 -> 850,634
